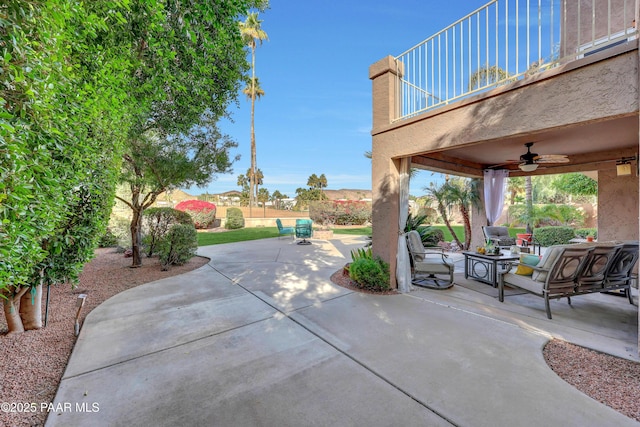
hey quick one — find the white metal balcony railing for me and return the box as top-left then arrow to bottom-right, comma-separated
394,0 -> 638,121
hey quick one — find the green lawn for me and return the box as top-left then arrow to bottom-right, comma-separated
197,226 -> 374,246
196,225 -> 525,246
197,227 -> 281,246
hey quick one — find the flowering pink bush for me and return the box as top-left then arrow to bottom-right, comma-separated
175,200 -> 217,229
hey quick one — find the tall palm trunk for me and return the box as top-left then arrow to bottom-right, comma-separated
249,45 -> 257,211
460,206 -> 472,250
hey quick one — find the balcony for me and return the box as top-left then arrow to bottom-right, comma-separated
395,0 -> 638,121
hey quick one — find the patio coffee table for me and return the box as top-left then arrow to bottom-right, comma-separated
463,251 -> 519,287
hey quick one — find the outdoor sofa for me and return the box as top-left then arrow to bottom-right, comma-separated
498,241 -> 638,319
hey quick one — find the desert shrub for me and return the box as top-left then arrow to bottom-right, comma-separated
349,257 -> 390,291
309,200 -> 371,226
97,228 -> 119,248
350,247 -> 373,262
534,226 -> 576,246
421,227 -> 445,247
574,228 -> 597,239
143,207 -> 194,257
225,207 -> 244,229
158,224 -> 198,270
175,200 -> 217,229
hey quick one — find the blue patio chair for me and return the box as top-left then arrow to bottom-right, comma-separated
276,219 -> 294,240
295,219 -> 313,245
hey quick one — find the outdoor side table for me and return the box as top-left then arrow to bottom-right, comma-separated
463,251 -> 519,288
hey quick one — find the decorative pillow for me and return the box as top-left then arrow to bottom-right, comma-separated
515,254 -> 541,276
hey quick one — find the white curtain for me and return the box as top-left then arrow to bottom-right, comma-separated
396,157 -> 412,293
483,169 -> 509,225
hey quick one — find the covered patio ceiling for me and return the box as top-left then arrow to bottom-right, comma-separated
410,114 -> 639,178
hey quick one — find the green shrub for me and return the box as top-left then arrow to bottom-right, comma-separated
97,228 -> 119,248
573,228 -> 597,239
158,224 -> 198,270
225,207 -> 244,229
143,207 -> 194,257
350,247 -> 373,262
349,257 -> 390,291
534,226 -> 576,246
309,201 -> 371,226
420,226 -> 444,247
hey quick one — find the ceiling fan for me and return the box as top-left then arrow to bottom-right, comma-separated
494,142 -> 570,171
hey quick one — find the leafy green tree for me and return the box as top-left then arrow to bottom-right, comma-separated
117,0 -> 267,267
239,12 -> 269,208
118,119 -> 238,266
553,173 -> 597,197
1,1 -> 130,332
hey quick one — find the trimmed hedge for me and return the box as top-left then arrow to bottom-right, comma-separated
534,226 -> 576,246
225,207 -> 244,230
574,228 -> 597,239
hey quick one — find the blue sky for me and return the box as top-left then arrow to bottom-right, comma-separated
193,0 -> 491,198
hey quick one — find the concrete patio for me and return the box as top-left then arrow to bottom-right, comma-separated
46,235 -> 638,426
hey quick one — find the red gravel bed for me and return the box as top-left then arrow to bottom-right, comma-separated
0,248 -> 209,427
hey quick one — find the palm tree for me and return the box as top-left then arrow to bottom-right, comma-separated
242,77 -> 265,100
425,183 -> 464,250
524,176 -> 533,234
442,178 -> 481,250
468,64 -> 511,91
239,13 -> 268,209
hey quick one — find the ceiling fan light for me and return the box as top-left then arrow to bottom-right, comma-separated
519,162 -> 539,172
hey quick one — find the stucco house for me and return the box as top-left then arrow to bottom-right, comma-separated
370,0 -> 638,289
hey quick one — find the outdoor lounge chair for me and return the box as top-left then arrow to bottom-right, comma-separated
482,226 -> 516,248
499,245 -> 593,319
603,241 -> 639,304
295,219 -> 313,245
406,230 -> 454,289
276,218 -> 294,240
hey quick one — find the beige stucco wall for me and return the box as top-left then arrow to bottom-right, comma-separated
370,46 -> 639,289
597,169 -> 639,242
373,49 -> 638,162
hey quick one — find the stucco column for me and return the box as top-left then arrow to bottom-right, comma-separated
370,57 -> 402,287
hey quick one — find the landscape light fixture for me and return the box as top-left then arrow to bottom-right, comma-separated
616,157 -> 635,176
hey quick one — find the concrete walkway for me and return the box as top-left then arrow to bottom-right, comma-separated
47,236 -> 639,426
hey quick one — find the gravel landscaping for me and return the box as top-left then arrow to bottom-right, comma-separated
0,249 -> 638,426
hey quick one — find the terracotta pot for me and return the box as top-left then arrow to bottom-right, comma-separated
586,236 -> 594,242
516,233 -> 532,246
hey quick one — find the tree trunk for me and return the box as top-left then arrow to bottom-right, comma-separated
2,287 -> 29,334
525,176 -> 533,234
460,206 -> 472,250
437,203 -> 463,250
19,285 -> 43,330
249,45 -> 257,210
130,207 -> 143,267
